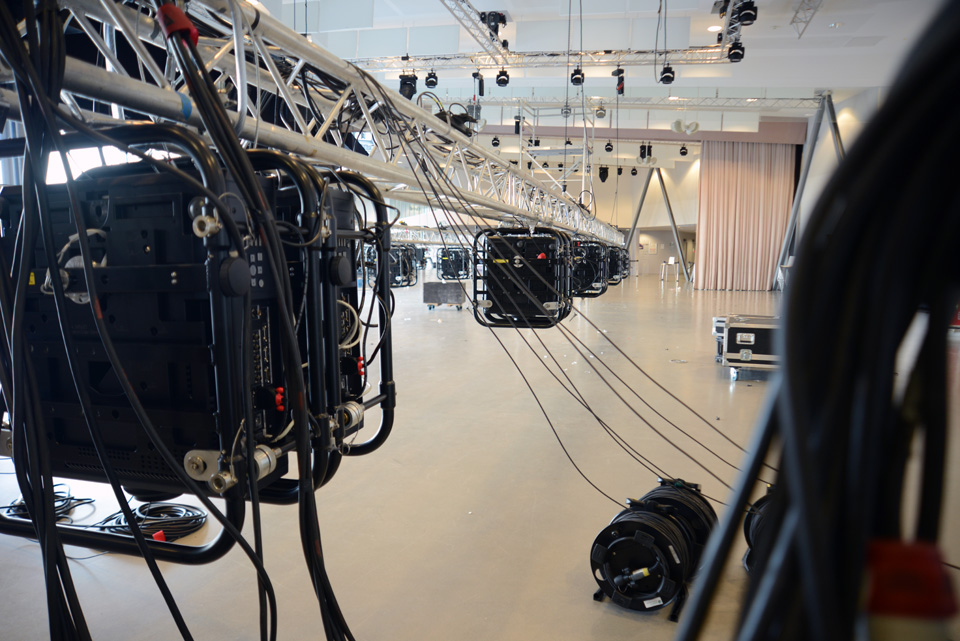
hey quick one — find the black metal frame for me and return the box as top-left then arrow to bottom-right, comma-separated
472,227 -> 571,328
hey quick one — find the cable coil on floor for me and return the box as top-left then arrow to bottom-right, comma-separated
741,486 -> 775,574
590,480 -> 717,619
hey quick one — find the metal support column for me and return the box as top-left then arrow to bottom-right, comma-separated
773,95 -> 827,289
825,93 -> 845,162
622,168 -> 654,249
656,168 -> 691,283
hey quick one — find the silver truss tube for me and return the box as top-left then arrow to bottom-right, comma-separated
656,168 -> 691,283
96,0 -> 169,88
226,0 -> 248,135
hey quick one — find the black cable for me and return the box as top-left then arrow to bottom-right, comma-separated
351,69 -> 760,503
93,503 -> 207,541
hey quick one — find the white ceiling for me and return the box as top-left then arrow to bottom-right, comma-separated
258,0 -> 944,109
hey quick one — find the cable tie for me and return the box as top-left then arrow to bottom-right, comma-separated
157,4 -> 199,47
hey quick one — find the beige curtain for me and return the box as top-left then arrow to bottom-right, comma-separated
695,141 -> 795,290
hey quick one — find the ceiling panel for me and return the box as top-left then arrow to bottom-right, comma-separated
358,28 -> 407,58
408,25 -> 461,56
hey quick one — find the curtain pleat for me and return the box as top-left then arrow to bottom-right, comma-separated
695,141 -> 795,290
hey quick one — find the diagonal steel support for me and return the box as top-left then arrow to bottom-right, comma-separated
773,95 -> 827,289
656,168 -> 691,283
825,93 -> 845,162
622,168 -> 654,250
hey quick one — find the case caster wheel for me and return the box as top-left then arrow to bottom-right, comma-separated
730,368 -> 739,381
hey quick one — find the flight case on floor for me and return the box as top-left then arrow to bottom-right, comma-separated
718,315 -> 779,379
423,281 -> 465,310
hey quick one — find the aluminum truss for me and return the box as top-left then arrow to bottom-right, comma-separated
0,0 -> 622,246
348,45 -> 729,73
790,0 -> 825,39
439,0 -> 508,66
476,95 -> 821,113
391,225 -> 473,246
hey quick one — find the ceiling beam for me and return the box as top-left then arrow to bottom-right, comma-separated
349,46 -> 728,73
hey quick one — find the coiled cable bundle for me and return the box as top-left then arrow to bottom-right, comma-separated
741,486 -> 775,574
590,480 -> 717,619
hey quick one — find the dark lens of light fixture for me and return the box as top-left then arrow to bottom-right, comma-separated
728,41 -> 745,62
399,73 -> 418,100
631,167 -> 638,176
496,69 -> 510,87
680,144 -> 688,156
543,162 -> 549,168
738,1 -> 757,26
598,166 -> 608,183
491,136 -> 500,147
660,65 -> 675,85
424,70 -> 438,88
604,141 -> 613,153
571,68 -> 584,86
617,167 -> 623,176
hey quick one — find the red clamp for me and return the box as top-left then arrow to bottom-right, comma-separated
536,252 -> 547,259
274,386 -> 285,413
357,357 -> 365,377
157,4 -> 199,47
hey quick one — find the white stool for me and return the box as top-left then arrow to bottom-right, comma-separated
660,256 -> 680,283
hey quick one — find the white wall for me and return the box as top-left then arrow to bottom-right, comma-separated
798,88 -> 883,233
591,159 -> 700,229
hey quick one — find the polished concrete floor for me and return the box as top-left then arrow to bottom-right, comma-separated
0,274 -> 817,640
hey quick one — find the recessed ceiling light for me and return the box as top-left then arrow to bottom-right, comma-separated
668,95 -> 680,101
707,25 -> 723,32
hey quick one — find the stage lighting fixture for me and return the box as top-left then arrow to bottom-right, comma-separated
565,139 -> 573,146
680,144 -> 688,156
425,70 -> 438,88
646,143 -> 653,158
617,167 -> 623,176
738,1 -> 757,26
472,70 -> 485,95
598,166 -> 609,183
496,68 -> 510,87
613,67 -> 624,95
728,41 -> 745,62
631,167 -> 638,176
399,73 -> 417,100
596,104 -> 607,119
543,162 -> 549,168
571,68 -> 584,86
660,65 -> 675,85
604,141 -> 613,153
639,143 -> 647,160
491,136 -> 500,147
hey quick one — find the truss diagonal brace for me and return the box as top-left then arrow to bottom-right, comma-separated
439,0 -> 508,66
